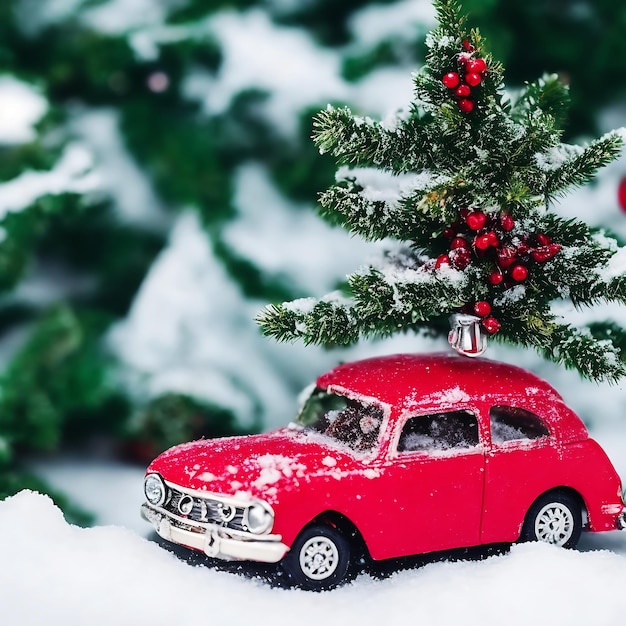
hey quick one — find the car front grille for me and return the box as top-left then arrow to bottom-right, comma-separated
164,487 -> 246,532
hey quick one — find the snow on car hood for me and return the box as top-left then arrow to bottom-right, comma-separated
147,427 -> 367,502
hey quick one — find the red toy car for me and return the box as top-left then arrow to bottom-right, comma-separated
141,353 -> 626,589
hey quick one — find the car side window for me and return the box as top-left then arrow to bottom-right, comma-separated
397,410 -> 480,453
490,405 -> 550,444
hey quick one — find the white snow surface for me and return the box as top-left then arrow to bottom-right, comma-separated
2,479 -> 626,625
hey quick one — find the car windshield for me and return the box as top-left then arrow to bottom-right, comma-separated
296,387 -> 383,452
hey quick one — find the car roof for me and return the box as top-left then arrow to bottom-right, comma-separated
316,352 -> 563,408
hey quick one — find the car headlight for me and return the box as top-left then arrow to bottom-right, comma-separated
144,474 -> 166,507
245,501 -> 274,534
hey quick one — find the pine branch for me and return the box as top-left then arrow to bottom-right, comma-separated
511,74 -> 570,129
318,170 -> 454,241
349,264 -> 476,329
257,297 -> 359,346
544,324 -> 626,382
432,0 -> 466,34
542,130 -> 625,198
312,106 -> 433,172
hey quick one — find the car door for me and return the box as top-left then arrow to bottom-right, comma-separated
480,404 -> 558,544
363,407 -> 486,561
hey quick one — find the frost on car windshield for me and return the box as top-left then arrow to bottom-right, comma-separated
296,387 -> 383,451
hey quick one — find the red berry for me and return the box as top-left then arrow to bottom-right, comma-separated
536,233 -> 552,246
510,264 -> 529,282
474,234 -> 491,250
500,214 -> 515,231
466,211 -> 487,230
497,247 -> 517,269
516,242 -> 529,256
455,84 -> 471,97
473,301 -> 492,317
458,98 -> 474,113
459,207 -> 470,217
465,72 -> 482,87
462,39 -> 475,52
488,271 -> 504,285
487,231 -> 499,247
435,254 -> 451,269
443,227 -> 456,239
619,177 -> 626,212
442,72 -> 460,88
482,317 -> 501,334
531,243 -> 562,263
466,58 -> 487,74
450,236 -> 469,250
450,248 -> 472,270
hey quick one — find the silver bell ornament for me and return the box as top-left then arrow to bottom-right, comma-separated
448,313 -> 488,357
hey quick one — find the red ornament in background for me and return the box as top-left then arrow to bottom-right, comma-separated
442,72 -> 461,88
619,177 -> 626,212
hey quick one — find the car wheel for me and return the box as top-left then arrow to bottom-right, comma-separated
282,525 -> 352,590
520,492 -> 582,549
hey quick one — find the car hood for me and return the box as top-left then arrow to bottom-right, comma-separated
147,427 -> 366,502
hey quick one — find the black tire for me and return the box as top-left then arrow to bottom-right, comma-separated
282,525 -> 352,590
520,491 -> 582,549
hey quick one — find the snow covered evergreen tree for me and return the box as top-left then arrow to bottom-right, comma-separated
259,0 -> 626,383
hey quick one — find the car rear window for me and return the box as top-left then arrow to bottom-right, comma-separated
490,406 -> 550,443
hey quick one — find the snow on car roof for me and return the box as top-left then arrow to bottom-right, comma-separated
316,352 -> 562,408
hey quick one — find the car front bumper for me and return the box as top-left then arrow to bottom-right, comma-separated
141,503 -> 289,563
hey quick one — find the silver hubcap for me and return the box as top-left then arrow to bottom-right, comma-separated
299,536 -> 340,580
534,502 -> 574,546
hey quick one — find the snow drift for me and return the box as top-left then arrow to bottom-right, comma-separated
1,490 -> 626,626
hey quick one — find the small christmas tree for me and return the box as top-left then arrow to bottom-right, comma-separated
259,0 -> 626,382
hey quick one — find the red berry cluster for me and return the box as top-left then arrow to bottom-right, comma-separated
441,40 -> 487,113
434,208 -> 561,334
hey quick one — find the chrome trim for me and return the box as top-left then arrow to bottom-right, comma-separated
158,477 -> 276,535
178,495 -> 194,515
618,509 -> 626,531
144,474 -> 166,507
163,478 -> 253,508
243,501 -> 274,535
141,503 -> 289,563
217,503 -> 236,523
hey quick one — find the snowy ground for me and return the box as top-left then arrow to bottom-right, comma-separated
1,489 -> 626,626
